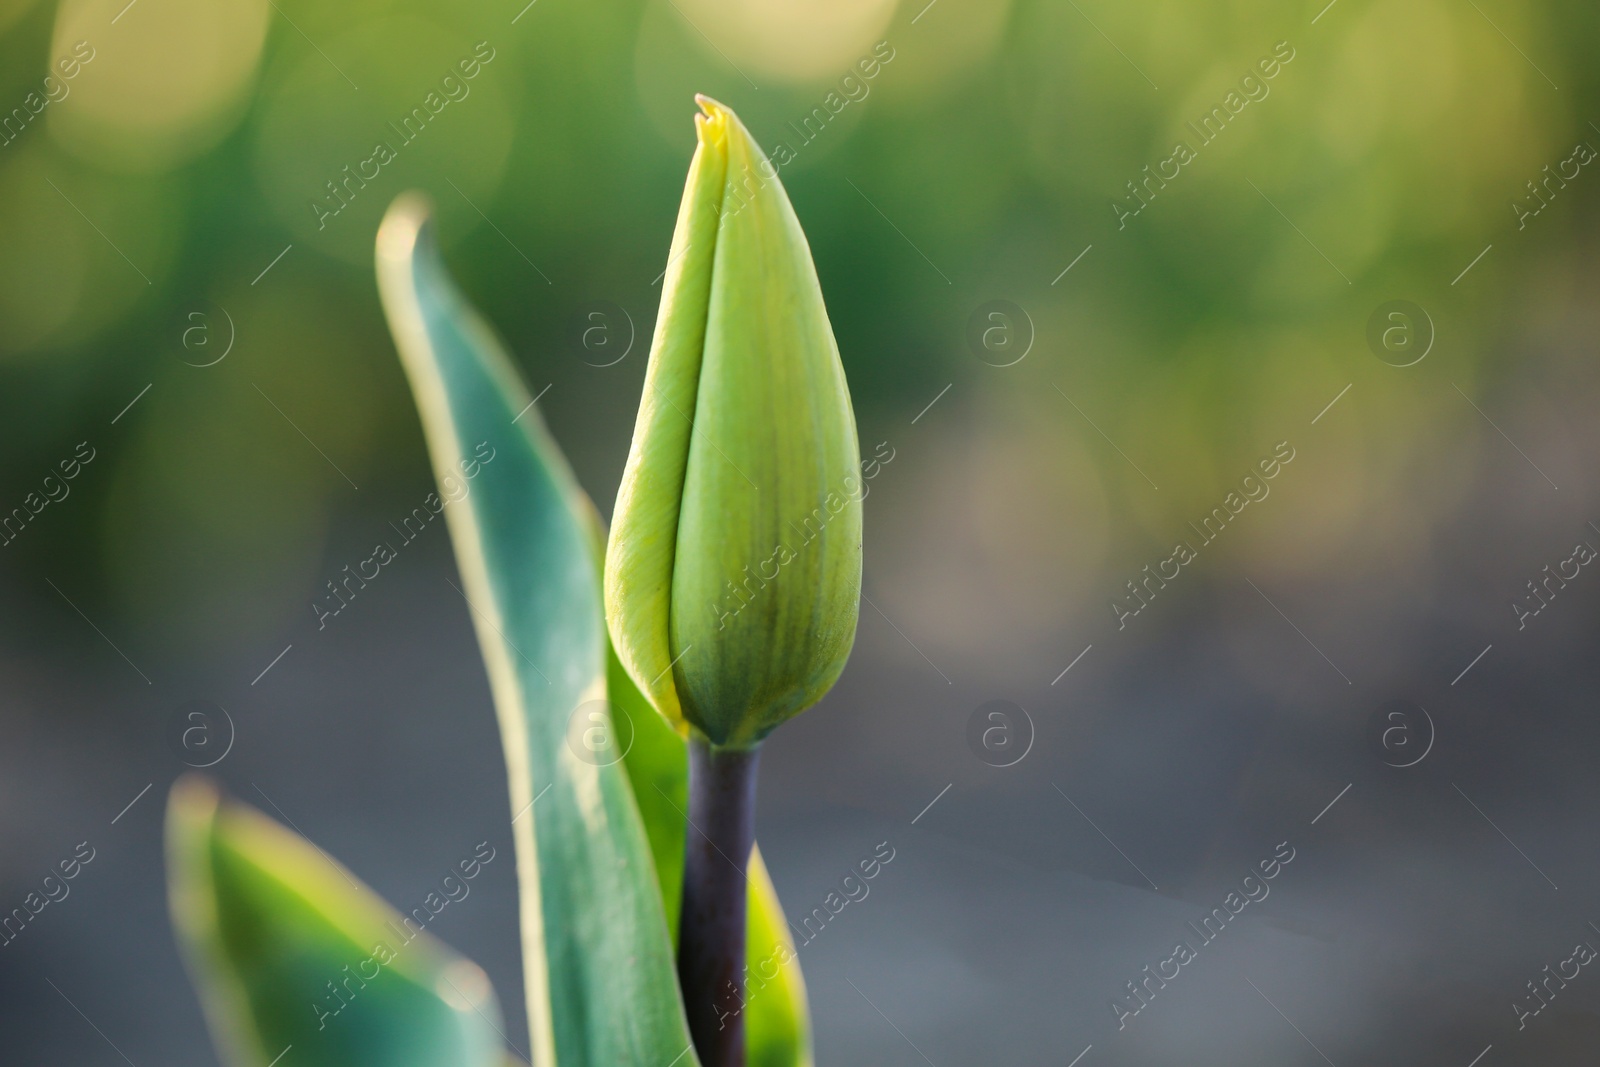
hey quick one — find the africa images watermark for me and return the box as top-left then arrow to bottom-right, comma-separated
1112,40 -> 1297,229
0,841 -> 96,948
709,440 -> 895,631
1512,927 -> 1597,1031
1,441 -> 96,547
1111,840 -> 1297,1030
0,39 -> 96,150
1513,523 -> 1599,631
312,441 -> 496,628
311,41 -> 498,230
1511,139 -> 1596,231
1112,440 -> 1296,629
312,841 -> 497,1030
717,40 -> 898,224
714,840 -> 897,1032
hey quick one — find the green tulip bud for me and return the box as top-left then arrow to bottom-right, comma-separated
606,95 -> 862,749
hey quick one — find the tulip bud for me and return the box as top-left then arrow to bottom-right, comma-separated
605,95 -> 862,749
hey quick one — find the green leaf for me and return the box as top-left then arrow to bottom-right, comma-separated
166,777 -> 505,1067
376,195 -> 696,1067
744,852 -> 812,1067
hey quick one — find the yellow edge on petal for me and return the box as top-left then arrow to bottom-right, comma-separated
604,97 -> 731,736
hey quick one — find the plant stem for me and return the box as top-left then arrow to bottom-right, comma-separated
679,735 -> 760,1067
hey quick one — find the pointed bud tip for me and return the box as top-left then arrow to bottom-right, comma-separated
693,94 -> 732,150
609,89 -> 860,746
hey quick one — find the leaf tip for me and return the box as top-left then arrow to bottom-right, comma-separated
378,191 -> 436,269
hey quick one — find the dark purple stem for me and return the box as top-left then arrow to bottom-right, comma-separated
679,736 -> 760,1067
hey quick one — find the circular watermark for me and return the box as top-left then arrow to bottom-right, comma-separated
1365,699 -> 1434,768
167,700 -> 236,768
569,302 -> 634,368
966,699 -> 1034,768
564,699 -> 634,766
177,302 -> 236,368
966,300 -> 1033,368
1365,300 -> 1433,367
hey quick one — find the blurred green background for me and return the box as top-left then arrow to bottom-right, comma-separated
0,0 -> 1590,659
6,0 -> 1600,1063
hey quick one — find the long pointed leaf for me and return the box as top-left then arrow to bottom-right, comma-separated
166,777 -> 505,1067
744,851 -> 811,1067
376,195 -> 696,1067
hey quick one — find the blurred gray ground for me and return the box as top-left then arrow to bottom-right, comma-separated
5,323 -> 1600,1066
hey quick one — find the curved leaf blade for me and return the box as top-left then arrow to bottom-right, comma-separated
376,195 -> 695,1067
166,777 -> 505,1067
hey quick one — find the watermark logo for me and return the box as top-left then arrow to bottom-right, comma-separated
564,699 -> 633,766
1366,300 -> 1433,367
1365,699 -> 1434,768
177,302 -> 235,367
569,301 -> 634,367
966,699 -> 1034,767
966,300 -> 1033,367
167,700 -> 235,768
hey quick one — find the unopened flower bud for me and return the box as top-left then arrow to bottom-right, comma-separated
605,96 -> 861,748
